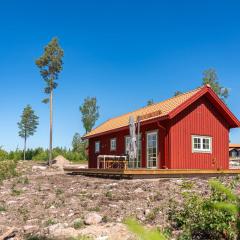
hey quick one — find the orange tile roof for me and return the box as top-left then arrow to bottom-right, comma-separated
229,144 -> 240,149
84,86 -> 203,138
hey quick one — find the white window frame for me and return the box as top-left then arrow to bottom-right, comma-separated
146,130 -> 158,169
192,135 -> 212,153
95,141 -> 100,153
110,138 -> 117,151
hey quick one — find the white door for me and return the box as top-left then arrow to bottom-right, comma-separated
146,131 -> 158,168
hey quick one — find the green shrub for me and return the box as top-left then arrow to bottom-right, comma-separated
0,148 -> 8,161
0,160 -> 18,182
73,219 -> 84,229
168,180 -> 237,240
45,219 -> 57,226
0,205 -> 6,212
8,149 -> 23,160
32,151 -> 48,161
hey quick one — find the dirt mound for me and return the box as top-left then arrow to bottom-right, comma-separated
52,155 -> 70,170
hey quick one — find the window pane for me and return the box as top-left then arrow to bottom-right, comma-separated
193,137 -> 201,149
203,138 -> 210,150
147,132 -> 157,168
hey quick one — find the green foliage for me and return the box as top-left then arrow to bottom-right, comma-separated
8,149 -> 23,160
0,160 -> 18,183
3,147 -> 87,162
146,207 -> 160,221
169,180 -> 238,240
209,180 -> 240,238
125,218 -> 167,240
32,150 -> 48,161
79,97 -> 99,134
73,219 -> 84,229
45,219 -> 57,227
36,37 -> 64,164
72,133 -> 84,151
174,91 -> 183,96
105,191 -> 113,199
18,105 -> 39,140
0,147 -> 8,160
18,105 -> 39,160
202,69 -> 229,101
147,99 -> 154,106
0,205 -> 6,212
35,37 -> 64,97
181,180 -> 194,190
69,236 -> 93,240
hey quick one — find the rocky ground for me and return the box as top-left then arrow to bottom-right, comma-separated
0,160 -> 238,240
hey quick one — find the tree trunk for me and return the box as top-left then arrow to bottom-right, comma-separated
24,136 -> 26,161
49,90 -> 53,166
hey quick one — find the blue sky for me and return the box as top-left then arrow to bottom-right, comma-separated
0,0 -> 239,150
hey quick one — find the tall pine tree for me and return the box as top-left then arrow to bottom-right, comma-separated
36,38 -> 64,165
18,105 -> 39,160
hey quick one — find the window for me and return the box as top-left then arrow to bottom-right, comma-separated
110,138 -> 116,151
192,135 -> 212,153
95,141 -> 100,153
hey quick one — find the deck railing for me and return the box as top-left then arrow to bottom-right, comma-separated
229,157 -> 240,169
97,155 -> 128,169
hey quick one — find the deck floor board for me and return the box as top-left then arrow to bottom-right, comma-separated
64,166 -> 240,179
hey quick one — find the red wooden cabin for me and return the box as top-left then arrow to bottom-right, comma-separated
83,85 -> 240,170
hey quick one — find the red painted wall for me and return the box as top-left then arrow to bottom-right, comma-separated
169,96 -> 230,169
88,96 -> 231,170
88,122 -> 167,168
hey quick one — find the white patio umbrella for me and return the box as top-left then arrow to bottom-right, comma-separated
128,116 -> 137,167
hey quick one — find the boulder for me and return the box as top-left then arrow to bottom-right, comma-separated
23,225 -> 39,234
49,227 -> 79,239
84,212 -> 102,225
32,166 -> 47,171
48,223 -> 68,234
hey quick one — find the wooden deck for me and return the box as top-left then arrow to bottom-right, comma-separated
63,165 -> 240,179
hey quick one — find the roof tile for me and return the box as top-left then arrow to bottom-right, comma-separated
84,86 -> 203,138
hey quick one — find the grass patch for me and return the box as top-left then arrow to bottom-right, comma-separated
45,219 -> 57,227
181,180 -> 194,190
55,188 -> 64,196
88,206 -> 100,212
0,205 -> 6,212
69,236 -> 93,240
73,219 -> 84,229
0,160 -> 18,183
146,207 -> 160,222
102,215 -> 108,223
11,186 -> 23,196
17,176 -> 29,184
105,191 -> 113,199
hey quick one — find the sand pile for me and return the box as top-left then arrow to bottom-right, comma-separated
52,155 -> 70,170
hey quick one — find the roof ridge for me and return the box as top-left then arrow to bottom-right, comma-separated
84,85 -> 205,138
103,85 -> 204,122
